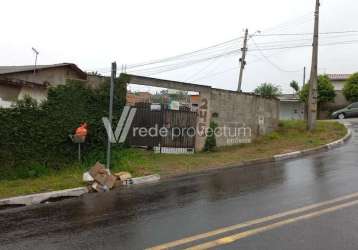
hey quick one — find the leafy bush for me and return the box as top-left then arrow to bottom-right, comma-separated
343,72 -> 358,102
299,75 -> 336,104
204,121 -> 218,152
0,76 -> 126,179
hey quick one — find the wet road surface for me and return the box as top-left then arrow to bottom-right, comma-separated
1,120 -> 358,249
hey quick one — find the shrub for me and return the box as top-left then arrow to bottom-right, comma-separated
299,75 -> 336,104
343,73 -> 358,102
0,76 -> 126,177
204,121 -> 218,152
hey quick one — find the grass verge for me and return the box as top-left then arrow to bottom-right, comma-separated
0,120 -> 347,199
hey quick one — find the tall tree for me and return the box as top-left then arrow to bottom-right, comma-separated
254,83 -> 281,98
299,75 -> 335,116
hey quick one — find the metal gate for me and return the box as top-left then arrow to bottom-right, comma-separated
127,103 -> 197,150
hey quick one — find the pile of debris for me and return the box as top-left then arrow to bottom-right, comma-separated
83,162 -> 132,192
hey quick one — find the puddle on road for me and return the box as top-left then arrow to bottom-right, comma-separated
0,204 -> 26,211
40,196 -> 77,204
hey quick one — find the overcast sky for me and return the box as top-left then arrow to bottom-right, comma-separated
1,0 -> 358,93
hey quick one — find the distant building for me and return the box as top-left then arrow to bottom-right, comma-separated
278,94 -> 305,120
327,74 -> 351,108
319,74 -> 352,118
126,92 -> 152,106
190,94 -> 200,112
0,63 -> 87,107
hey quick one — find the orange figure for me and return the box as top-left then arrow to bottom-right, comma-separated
75,123 -> 88,142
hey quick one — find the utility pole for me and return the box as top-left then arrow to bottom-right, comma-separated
303,66 -> 306,86
307,0 -> 320,131
237,28 -> 248,92
106,62 -> 117,172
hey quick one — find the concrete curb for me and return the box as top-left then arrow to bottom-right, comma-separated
124,174 -> 161,185
273,126 -> 352,161
0,174 -> 161,207
164,124 -> 352,182
0,187 -> 88,206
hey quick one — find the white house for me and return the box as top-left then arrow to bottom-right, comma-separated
326,74 -> 351,108
0,63 -> 87,107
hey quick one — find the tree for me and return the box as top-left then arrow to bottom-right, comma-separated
290,80 -> 300,93
343,72 -> 358,102
254,83 -> 281,98
299,75 -> 335,115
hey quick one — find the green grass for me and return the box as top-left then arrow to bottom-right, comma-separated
0,120 -> 347,199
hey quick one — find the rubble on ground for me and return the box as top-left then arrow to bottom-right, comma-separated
83,162 -> 132,192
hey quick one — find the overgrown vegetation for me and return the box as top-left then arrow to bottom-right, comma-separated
0,120 -> 347,198
299,74 -> 336,104
0,77 -> 127,180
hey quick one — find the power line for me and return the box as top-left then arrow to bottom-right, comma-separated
184,53 -> 226,82
192,48 -> 300,82
254,30 -> 358,37
126,37 -> 243,70
262,12 -> 313,33
88,37 -> 358,77
125,17 -> 327,71
249,33 -> 358,47
251,38 -> 301,73
128,31 -> 358,75
249,39 -> 358,51
128,49 -> 241,76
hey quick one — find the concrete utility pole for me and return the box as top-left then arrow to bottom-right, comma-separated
106,62 -> 117,172
307,0 -> 320,131
237,28 -> 248,92
303,66 -> 306,86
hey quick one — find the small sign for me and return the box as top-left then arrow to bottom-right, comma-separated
150,103 -> 161,111
170,101 -> 180,110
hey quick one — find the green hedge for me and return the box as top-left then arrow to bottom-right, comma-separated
0,77 -> 126,179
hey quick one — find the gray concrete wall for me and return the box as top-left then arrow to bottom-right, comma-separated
123,74 -> 279,151
210,89 -> 279,147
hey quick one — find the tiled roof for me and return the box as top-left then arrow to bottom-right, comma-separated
0,63 -> 87,79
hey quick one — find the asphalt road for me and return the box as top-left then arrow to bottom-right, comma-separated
1,120 -> 358,250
